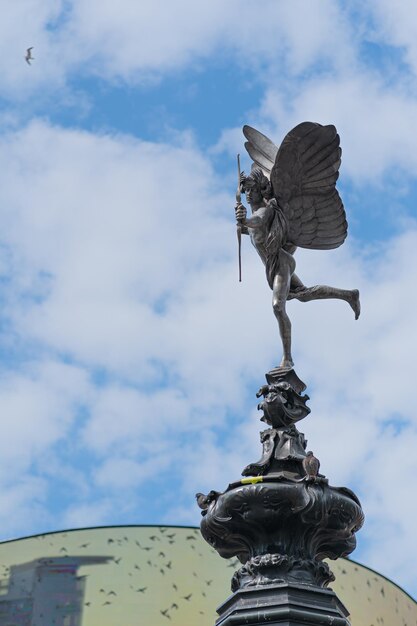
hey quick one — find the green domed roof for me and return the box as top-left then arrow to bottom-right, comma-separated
0,526 -> 414,626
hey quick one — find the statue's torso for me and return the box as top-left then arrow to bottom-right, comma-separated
248,206 -> 270,266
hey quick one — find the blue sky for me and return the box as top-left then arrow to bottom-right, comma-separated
0,0 -> 416,599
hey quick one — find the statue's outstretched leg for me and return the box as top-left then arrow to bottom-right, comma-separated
272,253 -> 295,368
288,275 -> 360,320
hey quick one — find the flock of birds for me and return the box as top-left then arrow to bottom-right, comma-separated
0,526 -> 415,625
30,526 -> 227,623
95,527 -> 220,621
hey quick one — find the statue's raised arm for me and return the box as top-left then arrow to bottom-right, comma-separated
236,122 -> 360,371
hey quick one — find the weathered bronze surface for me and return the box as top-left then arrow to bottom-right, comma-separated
236,122 -> 360,370
197,123 -> 364,626
197,366 -> 364,625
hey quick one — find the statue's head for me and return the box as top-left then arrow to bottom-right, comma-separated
240,166 -> 273,205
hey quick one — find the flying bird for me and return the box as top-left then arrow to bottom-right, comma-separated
302,451 -> 320,480
25,47 -> 34,65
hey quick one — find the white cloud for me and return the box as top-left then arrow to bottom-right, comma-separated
0,120 -> 229,372
0,360 -> 90,477
365,0 -> 417,77
61,498 -> 113,529
94,456 -> 169,490
0,0 -> 68,100
83,386 -> 191,456
0,357 -> 92,535
358,424 -> 417,592
0,0 -> 356,99
0,476 -> 48,538
216,71 -> 417,186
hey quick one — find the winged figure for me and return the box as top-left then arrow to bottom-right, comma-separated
235,122 -> 360,370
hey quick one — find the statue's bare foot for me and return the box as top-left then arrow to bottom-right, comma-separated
279,357 -> 294,369
348,289 -> 361,320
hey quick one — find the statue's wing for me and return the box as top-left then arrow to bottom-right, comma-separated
270,122 -> 347,250
243,125 -> 278,177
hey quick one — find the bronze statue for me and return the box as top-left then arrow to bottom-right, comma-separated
198,122 -> 364,623
235,122 -> 360,369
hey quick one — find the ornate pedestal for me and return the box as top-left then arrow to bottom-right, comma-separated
216,583 -> 349,626
197,369 -> 364,626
